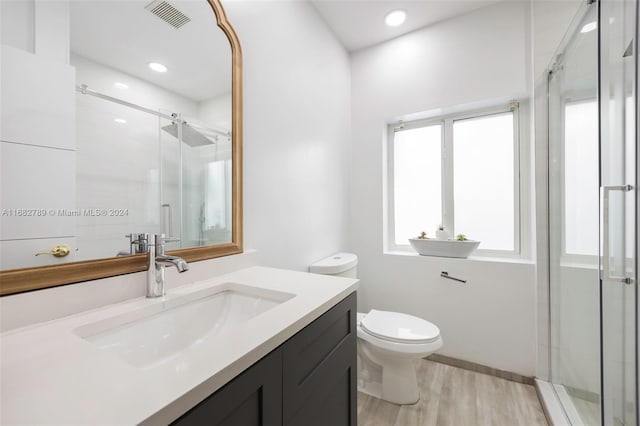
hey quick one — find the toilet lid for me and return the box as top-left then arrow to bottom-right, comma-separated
361,310 -> 440,344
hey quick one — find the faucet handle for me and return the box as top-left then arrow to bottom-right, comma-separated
125,233 -> 149,254
154,234 -> 181,245
154,234 -> 166,246
126,233 -> 148,241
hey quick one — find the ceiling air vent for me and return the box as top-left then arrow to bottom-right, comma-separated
145,0 -> 191,29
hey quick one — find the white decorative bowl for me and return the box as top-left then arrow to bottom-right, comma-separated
408,238 -> 480,258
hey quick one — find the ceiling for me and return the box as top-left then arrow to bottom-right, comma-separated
68,0 -> 504,100
70,0 -> 232,102
310,0 -> 503,52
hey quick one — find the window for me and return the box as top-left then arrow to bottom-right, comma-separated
388,103 -> 522,256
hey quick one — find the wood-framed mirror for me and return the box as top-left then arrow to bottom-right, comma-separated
0,0 -> 242,296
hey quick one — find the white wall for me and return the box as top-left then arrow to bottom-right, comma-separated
223,1 -> 351,271
198,93 -> 232,132
1,0 -> 35,53
350,1 -> 537,375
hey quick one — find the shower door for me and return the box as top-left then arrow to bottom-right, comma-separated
548,4 -> 602,424
599,0 -> 638,424
549,0 -> 639,424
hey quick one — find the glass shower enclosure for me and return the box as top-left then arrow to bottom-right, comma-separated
75,84 -> 230,258
547,0 -> 638,424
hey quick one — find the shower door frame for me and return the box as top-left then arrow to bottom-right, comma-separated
598,0 -> 639,423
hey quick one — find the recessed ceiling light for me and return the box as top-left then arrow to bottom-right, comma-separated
385,10 -> 406,27
114,82 -> 129,89
114,118 -> 127,124
148,62 -> 168,73
581,21 -> 597,33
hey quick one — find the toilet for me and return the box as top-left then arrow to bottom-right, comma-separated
309,253 -> 443,405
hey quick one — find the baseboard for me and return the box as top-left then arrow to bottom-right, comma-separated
426,354 -> 535,385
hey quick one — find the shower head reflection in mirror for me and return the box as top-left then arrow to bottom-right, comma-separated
162,117 -> 231,148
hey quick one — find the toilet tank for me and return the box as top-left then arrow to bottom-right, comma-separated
309,253 -> 358,278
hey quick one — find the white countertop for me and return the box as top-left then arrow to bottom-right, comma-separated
0,266 -> 358,425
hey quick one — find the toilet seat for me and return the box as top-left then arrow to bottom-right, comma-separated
361,310 -> 440,344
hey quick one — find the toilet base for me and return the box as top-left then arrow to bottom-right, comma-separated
382,358 -> 420,404
357,351 -> 383,399
357,343 -> 422,405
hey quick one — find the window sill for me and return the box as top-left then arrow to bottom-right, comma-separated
556,255 -> 599,270
557,260 -> 599,270
384,250 -> 535,266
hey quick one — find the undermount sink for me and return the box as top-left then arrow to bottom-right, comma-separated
74,283 -> 294,368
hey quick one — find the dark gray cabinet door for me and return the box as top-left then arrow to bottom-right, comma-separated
171,348 -> 283,426
282,292 -> 357,426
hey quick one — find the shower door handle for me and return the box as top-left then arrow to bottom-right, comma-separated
161,203 -> 181,244
161,203 -> 173,238
601,184 -> 634,284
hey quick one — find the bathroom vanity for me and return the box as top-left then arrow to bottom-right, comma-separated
0,267 -> 358,425
172,292 -> 356,426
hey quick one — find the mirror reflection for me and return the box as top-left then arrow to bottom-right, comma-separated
1,0 -> 233,270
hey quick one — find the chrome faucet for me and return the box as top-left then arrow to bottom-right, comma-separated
147,234 -> 189,298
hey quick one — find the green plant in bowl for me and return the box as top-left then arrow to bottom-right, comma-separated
456,234 -> 468,241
